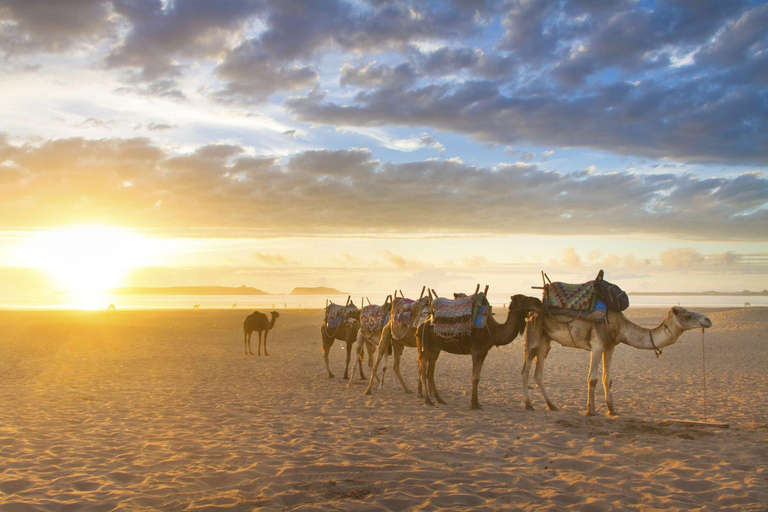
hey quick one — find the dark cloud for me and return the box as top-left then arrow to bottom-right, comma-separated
0,0 -> 114,55
1,135 -> 766,240
2,0 -> 765,165
288,73 -> 768,165
213,40 -> 318,103
106,0 -> 264,79
340,62 -> 416,89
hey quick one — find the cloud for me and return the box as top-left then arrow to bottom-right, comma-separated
0,0 -> 114,56
660,248 -> 705,269
560,247 -> 582,269
1,135 -> 766,240
213,40 -> 318,104
253,252 -> 295,266
380,251 -> 426,270
105,0 -> 264,83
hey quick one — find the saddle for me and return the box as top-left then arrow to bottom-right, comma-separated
325,303 -> 358,329
541,270 -> 628,320
391,297 -> 429,332
431,292 -> 491,336
360,304 -> 389,336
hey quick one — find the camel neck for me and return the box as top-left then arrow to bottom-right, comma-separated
487,309 -> 524,346
617,312 -> 682,351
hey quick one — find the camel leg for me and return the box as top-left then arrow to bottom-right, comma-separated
522,349 -> 535,410
366,338 -> 376,372
533,340 -> 557,410
364,328 -> 391,395
256,332 -> 261,356
418,344 -> 434,405
244,331 -> 252,355
321,327 -> 335,378
428,352 -> 446,404
364,339 -> 381,383
378,352 -> 389,390
392,343 -> 412,394
343,334 -> 353,380
586,346 -> 603,416
263,330 -> 269,356
347,332 -> 364,387
602,345 -> 617,416
470,350 -> 489,410
357,339 -> 366,381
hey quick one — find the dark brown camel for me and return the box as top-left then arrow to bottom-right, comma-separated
243,311 -> 280,355
416,294 -> 541,409
321,302 -> 360,379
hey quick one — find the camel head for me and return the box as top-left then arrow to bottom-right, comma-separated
509,295 -> 543,336
669,306 -> 712,331
509,294 -> 542,313
411,296 -> 431,325
346,303 -> 360,321
270,311 -> 280,318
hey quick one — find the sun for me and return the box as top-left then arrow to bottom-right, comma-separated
25,226 -> 157,303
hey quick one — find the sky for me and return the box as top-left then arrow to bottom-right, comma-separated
0,0 -> 767,298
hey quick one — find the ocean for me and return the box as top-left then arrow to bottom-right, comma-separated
0,292 -> 764,310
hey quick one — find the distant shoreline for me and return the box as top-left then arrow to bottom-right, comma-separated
111,286 -> 269,296
630,291 -> 767,296
290,287 -> 346,295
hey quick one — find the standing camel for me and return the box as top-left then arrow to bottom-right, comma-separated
243,311 -> 280,355
522,306 -> 712,416
417,294 -> 541,409
363,294 -> 430,396
347,297 -> 392,386
321,301 -> 360,379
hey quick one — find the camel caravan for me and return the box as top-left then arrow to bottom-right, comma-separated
318,271 -> 713,416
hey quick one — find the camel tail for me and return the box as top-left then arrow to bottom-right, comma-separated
416,323 -> 427,366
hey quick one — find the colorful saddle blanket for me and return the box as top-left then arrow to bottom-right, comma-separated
432,293 -> 489,336
392,299 -> 415,330
544,281 -> 598,312
360,304 -> 388,335
325,303 -> 358,329
391,298 -> 429,331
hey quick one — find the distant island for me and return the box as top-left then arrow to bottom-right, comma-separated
112,286 -> 269,295
630,290 -> 767,296
290,286 -> 346,295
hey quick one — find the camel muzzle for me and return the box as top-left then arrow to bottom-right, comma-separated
700,317 -> 712,329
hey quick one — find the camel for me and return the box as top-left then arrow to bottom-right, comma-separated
243,311 -> 280,355
347,297 -> 393,387
522,306 -> 712,416
363,294 -> 430,396
417,294 -> 541,409
321,301 -> 360,379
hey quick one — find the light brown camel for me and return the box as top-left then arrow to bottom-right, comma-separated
243,311 -> 280,355
347,296 -> 393,387
321,301 -> 360,379
522,306 -> 712,416
417,295 -> 541,409
363,295 -> 430,396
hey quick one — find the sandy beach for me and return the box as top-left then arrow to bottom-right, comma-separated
0,306 -> 766,511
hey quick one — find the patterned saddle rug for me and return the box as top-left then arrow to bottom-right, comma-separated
432,293 -> 490,336
544,281 -> 598,313
392,299 -> 415,330
360,304 -> 388,336
325,303 -> 358,329
391,298 -> 429,332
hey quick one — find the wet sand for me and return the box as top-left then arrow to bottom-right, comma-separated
0,307 -> 766,510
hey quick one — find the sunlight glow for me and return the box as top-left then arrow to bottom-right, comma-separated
24,227 -> 158,299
